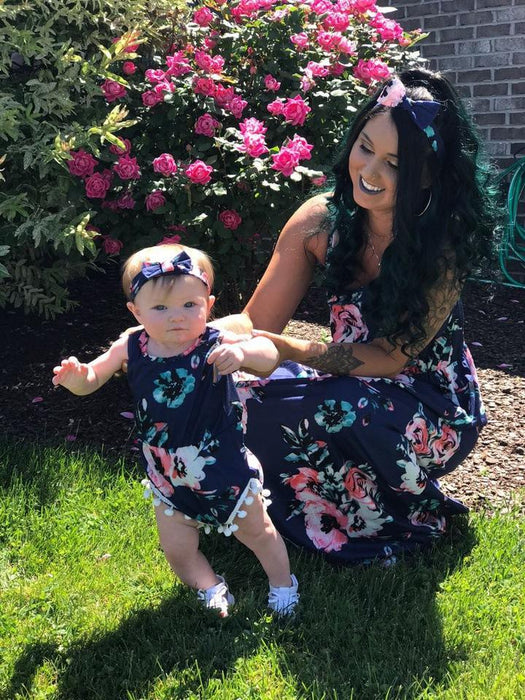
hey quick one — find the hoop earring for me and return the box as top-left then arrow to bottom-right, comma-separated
417,189 -> 432,217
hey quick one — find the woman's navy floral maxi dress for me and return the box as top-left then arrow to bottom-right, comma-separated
237,287 -> 485,564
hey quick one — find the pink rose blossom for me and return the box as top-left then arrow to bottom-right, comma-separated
158,234 -> 182,245
142,89 -> 164,107
194,113 -> 221,137
353,58 -> 391,85
122,61 -> 136,75
371,16 -> 404,42
85,172 -> 111,199
165,52 -> 192,77
312,174 -> 327,187
101,79 -> 127,103
167,224 -> 187,233
331,62 -> 346,76
185,160 -> 213,185
195,51 -> 225,74
281,95 -> 311,126
101,236 -> 124,255
109,138 -> 132,156
288,134 -> 313,160
311,0 -> 333,13
219,209 -> 242,230
113,155 -> 141,180
145,68 -> 166,83
152,153 -> 178,176
213,84 -> 235,107
240,132 -> 268,158
239,117 -> 267,135
267,98 -> 284,115
193,7 -> 214,26
264,74 -> 281,92
290,32 -> 309,49
67,149 -> 97,178
353,0 -> 377,12
193,77 -> 216,97
316,30 -> 340,51
271,147 -> 300,177
116,192 -> 136,209
145,190 -> 166,212
300,75 -> 316,92
323,12 -> 349,32
228,96 -> 248,119
306,61 -> 330,78
338,37 -> 357,54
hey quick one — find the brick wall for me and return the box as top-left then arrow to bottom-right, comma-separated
390,0 -> 525,170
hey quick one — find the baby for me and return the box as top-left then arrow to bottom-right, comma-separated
52,244 -> 298,617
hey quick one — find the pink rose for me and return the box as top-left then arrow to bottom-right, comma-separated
165,52 -> 192,77
85,172 -> 111,199
113,155 -> 140,180
185,160 -> 213,185
288,134 -> 313,160
145,68 -> 166,83
117,192 -> 136,209
194,113 -> 221,137
193,7 -> 214,26
371,16 -> 403,42
240,133 -> 268,158
353,0 -> 378,12
239,117 -> 266,135
158,234 -> 181,245
101,236 -> 124,255
228,95 -> 247,119
67,149 -> 97,178
300,75 -> 316,92
145,190 -> 166,212
122,61 -> 136,75
101,79 -> 127,103
306,61 -> 330,78
142,89 -> 164,107
353,58 -> 391,85
267,99 -> 284,116
281,95 -> 311,126
264,74 -> 281,92
323,12 -> 349,32
219,209 -> 242,230
152,153 -> 178,176
193,77 -> 216,97
271,147 -> 300,177
312,174 -> 327,187
195,51 -> 224,74
311,0 -> 333,12
338,37 -> 357,55
316,30 -> 340,51
290,32 -> 309,49
109,138 -> 132,156
214,84 -> 235,107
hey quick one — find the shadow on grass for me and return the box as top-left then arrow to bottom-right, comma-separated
4,517 -> 476,700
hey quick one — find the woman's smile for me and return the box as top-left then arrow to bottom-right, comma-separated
359,176 -> 384,194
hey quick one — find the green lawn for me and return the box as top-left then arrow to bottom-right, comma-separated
0,441 -> 523,699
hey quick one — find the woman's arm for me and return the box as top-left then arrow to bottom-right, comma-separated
207,336 -> 280,376
256,274 -> 462,378
52,335 -> 129,395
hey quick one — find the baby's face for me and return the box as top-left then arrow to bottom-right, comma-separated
127,275 -> 214,354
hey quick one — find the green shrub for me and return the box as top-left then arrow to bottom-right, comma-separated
1,0 -> 425,316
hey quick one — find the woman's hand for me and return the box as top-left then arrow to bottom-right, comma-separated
252,329 -> 327,364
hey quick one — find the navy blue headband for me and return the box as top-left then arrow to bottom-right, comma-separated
130,250 -> 211,300
377,77 -> 443,156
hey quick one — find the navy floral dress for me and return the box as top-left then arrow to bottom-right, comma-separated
127,326 -> 263,535
237,287 -> 485,564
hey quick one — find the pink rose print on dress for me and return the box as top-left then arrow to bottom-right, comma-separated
303,499 -> 349,552
430,423 -> 460,466
150,444 -> 208,490
142,443 -> 175,498
286,466 -> 324,504
344,465 -> 379,510
330,302 -> 369,343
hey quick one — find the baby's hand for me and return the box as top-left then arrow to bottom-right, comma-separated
207,343 -> 245,375
52,356 -> 90,393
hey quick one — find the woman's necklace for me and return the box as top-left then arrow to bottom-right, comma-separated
367,236 -> 382,268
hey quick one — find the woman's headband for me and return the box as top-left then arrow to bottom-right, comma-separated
129,250 -> 211,300
376,77 -> 443,157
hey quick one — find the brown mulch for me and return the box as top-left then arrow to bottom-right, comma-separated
3,265 -> 524,512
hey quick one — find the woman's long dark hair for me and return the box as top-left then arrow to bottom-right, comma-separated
324,68 -> 501,352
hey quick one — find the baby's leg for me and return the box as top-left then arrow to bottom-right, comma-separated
233,494 -> 291,588
154,507 -> 219,590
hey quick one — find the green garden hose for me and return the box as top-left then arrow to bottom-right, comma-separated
497,155 -> 525,288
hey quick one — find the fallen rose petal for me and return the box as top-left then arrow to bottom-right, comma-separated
496,317 -> 508,321
120,411 -> 135,419
65,434 -> 77,441
32,396 -> 44,403
497,363 -> 512,369
471,342 -> 483,347
510,299 -> 519,303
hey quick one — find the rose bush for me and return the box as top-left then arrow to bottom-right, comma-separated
52,0 -> 425,312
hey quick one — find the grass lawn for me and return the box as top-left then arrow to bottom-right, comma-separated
0,441 -> 523,700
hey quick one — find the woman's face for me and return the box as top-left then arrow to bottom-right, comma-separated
348,111 -> 399,215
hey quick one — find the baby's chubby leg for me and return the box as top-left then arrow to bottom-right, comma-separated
154,507 -> 219,591
233,494 -> 292,588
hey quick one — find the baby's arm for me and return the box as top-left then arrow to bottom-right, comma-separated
52,335 -> 129,395
207,336 -> 279,376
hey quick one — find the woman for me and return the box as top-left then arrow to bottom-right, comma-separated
221,68 -> 500,564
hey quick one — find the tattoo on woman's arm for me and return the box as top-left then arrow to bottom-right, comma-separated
304,344 -> 365,375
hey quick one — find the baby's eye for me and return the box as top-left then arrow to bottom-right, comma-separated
152,304 -> 167,311
184,301 -> 196,308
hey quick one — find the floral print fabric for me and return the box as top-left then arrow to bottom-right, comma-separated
237,288 -> 485,564
127,327 -> 262,534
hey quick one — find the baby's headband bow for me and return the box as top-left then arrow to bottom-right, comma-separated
130,250 -> 211,300
377,77 -> 443,156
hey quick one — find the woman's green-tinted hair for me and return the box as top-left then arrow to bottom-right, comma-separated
324,68 -> 501,353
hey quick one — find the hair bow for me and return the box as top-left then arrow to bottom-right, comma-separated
377,77 -> 443,155
130,250 -> 210,300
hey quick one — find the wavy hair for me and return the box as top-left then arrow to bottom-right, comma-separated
324,68 -> 501,352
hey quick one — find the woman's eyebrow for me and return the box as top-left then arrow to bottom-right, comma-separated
360,130 -> 398,160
